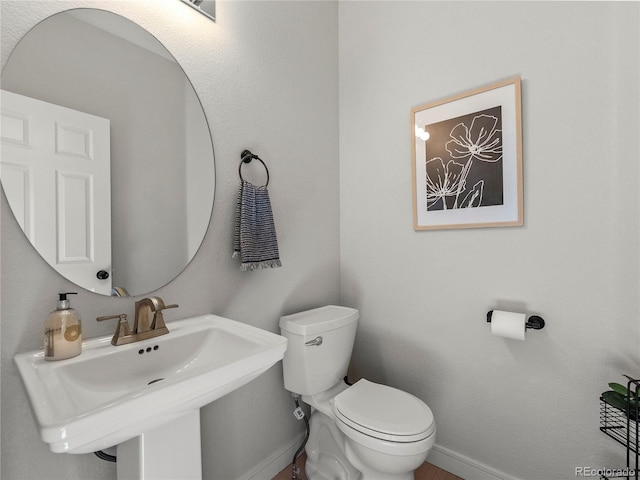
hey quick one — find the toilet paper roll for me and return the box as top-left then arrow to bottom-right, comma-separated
490,310 -> 526,341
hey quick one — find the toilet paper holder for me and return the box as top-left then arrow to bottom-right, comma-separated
486,310 -> 545,330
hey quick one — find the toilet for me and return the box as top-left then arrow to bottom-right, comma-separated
280,305 -> 436,480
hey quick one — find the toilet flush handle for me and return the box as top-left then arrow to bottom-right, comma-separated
305,336 -> 323,346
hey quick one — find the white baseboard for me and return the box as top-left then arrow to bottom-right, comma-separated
241,432 -> 306,480
427,443 -> 523,480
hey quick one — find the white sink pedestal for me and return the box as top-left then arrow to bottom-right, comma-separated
117,410 -> 202,480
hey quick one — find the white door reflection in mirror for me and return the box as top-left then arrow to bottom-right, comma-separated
1,90 -> 112,294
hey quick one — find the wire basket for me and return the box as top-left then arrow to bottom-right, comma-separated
599,377 -> 639,479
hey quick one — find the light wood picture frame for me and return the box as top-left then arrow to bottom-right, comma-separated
411,77 -> 523,231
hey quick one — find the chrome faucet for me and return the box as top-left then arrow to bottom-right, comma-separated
97,296 -> 178,346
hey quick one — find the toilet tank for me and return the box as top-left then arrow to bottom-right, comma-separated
279,305 -> 359,395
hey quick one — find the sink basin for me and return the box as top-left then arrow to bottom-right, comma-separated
14,314 -> 287,454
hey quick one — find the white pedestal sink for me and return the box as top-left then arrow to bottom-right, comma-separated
14,314 -> 288,479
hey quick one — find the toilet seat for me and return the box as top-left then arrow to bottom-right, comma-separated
332,379 -> 435,443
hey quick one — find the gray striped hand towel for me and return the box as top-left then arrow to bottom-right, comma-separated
233,180 -> 282,271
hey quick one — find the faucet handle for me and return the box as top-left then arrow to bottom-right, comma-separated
97,314 -> 132,346
150,302 -> 178,331
147,296 -> 177,311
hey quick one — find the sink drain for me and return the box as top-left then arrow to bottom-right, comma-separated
148,378 -> 164,385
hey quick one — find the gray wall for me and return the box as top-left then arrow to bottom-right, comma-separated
339,2 -> 639,480
1,1 -> 339,479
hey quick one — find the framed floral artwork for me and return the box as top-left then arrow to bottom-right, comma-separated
411,77 -> 523,230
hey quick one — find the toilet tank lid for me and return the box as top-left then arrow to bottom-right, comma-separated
279,305 -> 359,335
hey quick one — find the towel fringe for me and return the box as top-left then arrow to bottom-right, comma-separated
240,259 -> 282,271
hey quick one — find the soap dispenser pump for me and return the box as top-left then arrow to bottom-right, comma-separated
44,292 -> 82,360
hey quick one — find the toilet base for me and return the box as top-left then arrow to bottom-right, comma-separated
305,411 -> 361,480
304,409 -> 431,480
344,440 -> 423,480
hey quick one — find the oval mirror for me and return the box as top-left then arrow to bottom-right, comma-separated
1,9 -> 215,297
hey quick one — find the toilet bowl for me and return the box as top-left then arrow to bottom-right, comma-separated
280,306 -> 436,480
332,379 -> 436,480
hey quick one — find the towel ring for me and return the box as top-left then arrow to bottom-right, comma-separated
239,149 -> 270,186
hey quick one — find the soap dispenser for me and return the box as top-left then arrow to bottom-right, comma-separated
45,292 -> 82,360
